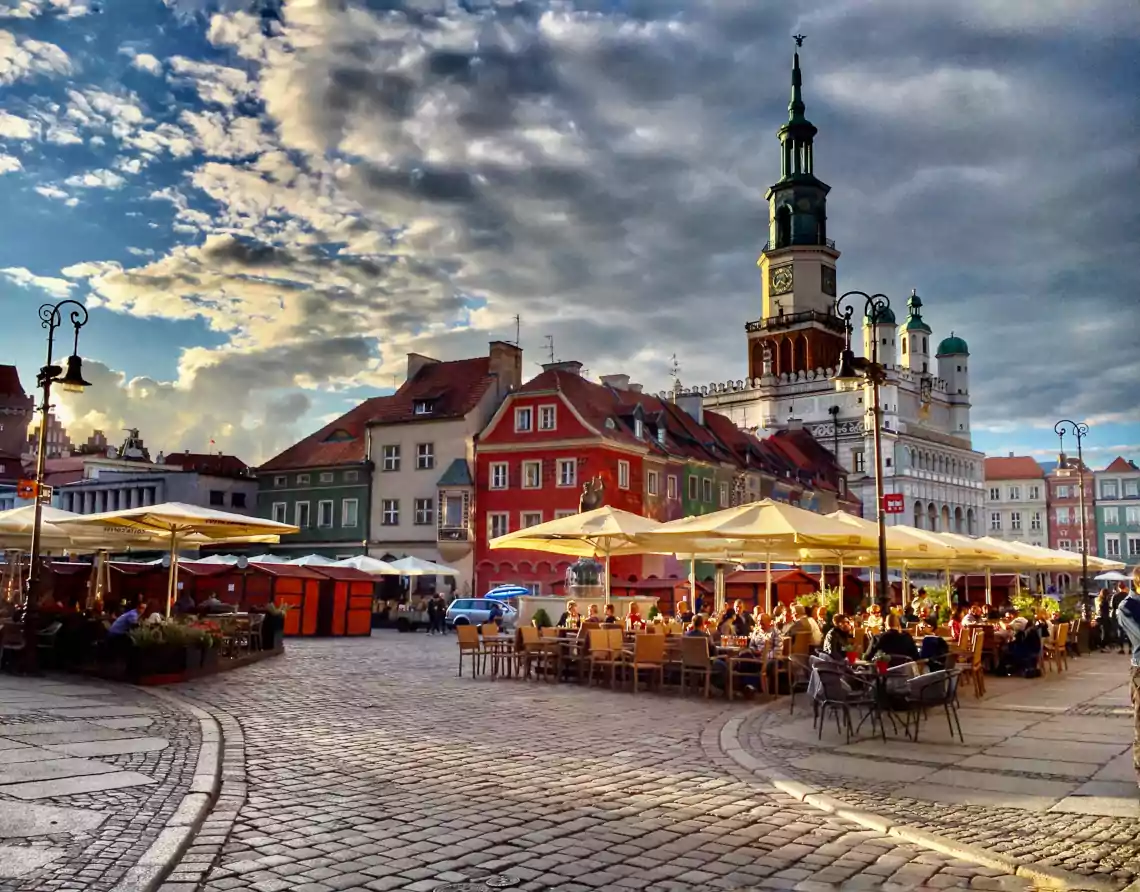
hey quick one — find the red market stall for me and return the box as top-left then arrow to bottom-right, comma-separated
955,573 -> 1021,607
310,566 -> 375,637
607,578 -> 712,616
242,563 -> 322,636
725,568 -> 820,610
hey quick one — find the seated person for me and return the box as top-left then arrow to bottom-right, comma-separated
675,601 -> 694,624
917,621 -> 950,671
107,601 -> 147,656
822,614 -> 853,659
730,600 -> 754,635
783,604 -> 822,646
1000,624 -> 1044,676
586,604 -> 601,623
557,600 -> 581,628
173,591 -> 196,614
748,613 -> 784,662
962,604 -> 985,626
1002,609 -> 1029,633
684,614 -> 710,638
864,614 -> 919,661
625,603 -> 646,631
715,606 -> 739,638
601,604 -> 620,625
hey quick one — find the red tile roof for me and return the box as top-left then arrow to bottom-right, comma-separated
984,456 -> 1045,480
258,396 -> 388,472
1103,456 -> 1138,473
164,452 -> 251,478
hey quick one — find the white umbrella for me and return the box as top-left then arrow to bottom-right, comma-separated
387,555 -> 460,576
288,554 -> 337,566
332,555 -> 401,575
194,554 -> 242,565
247,554 -> 290,564
55,503 -> 298,616
1094,570 -> 1132,582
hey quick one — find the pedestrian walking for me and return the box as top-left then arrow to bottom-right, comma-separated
1114,567 -> 1140,789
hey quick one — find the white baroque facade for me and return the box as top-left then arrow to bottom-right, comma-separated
698,43 -> 984,532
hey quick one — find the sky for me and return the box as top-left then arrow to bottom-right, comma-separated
0,0 -> 1137,469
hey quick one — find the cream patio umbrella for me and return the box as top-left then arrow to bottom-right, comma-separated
636,501 -> 879,613
55,502 -> 298,616
488,506 -> 663,604
387,555 -> 460,576
0,505 -> 164,553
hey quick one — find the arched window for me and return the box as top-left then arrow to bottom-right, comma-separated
775,205 -> 791,249
928,502 -> 938,531
923,337 -> 928,352
914,501 -> 924,529
902,339 -> 907,355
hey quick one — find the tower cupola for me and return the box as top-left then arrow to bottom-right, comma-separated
900,289 -> 932,373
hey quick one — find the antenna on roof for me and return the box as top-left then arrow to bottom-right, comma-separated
513,314 -> 521,347
544,335 -> 554,364
669,353 -> 681,391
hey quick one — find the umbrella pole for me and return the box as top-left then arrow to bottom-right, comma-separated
985,566 -> 992,610
166,533 -> 179,618
689,558 -> 697,612
604,549 -> 611,607
838,556 -> 844,615
765,557 -> 772,614
902,565 -> 909,608
715,564 -> 725,615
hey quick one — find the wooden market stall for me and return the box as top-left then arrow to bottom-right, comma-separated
724,568 -> 820,610
955,573 -> 1021,608
309,565 -> 375,637
242,563 -> 322,636
607,577 -> 712,616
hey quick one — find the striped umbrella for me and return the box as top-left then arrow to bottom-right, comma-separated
485,584 -> 530,601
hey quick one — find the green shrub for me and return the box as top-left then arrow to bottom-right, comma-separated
531,608 -> 553,629
647,605 -> 660,620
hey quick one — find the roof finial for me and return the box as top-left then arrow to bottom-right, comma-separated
793,33 -> 806,47
789,35 -> 806,122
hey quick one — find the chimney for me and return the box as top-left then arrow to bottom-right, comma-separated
787,418 -> 804,431
599,374 -> 631,391
628,383 -> 643,394
542,360 -> 583,376
1008,451 -> 1014,458
406,352 -> 441,384
488,340 -> 522,391
675,393 -> 703,425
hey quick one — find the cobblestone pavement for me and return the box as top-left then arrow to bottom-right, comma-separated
162,634 -> 1043,892
0,675 -> 200,892
737,652 -> 1140,888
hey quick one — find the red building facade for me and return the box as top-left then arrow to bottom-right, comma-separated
1046,456 -> 1097,557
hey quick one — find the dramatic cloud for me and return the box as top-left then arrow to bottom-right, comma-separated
0,153 -> 21,173
1,0 -> 1137,462
2,265 -> 74,297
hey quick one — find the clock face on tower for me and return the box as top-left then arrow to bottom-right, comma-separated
821,265 -> 836,297
770,265 -> 794,295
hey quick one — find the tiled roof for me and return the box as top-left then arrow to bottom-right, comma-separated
0,365 -> 27,398
368,357 -> 494,425
1103,456 -> 1138,473
258,396 -> 388,472
984,456 -> 1045,480
164,452 -> 251,478
437,458 -> 473,487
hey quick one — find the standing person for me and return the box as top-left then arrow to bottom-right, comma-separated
1097,588 -> 1113,651
1113,583 -> 1131,654
1114,567 -> 1140,790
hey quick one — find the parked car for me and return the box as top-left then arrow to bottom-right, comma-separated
445,598 -> 517,629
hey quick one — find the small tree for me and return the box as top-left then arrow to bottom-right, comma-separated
531,608 -> 553,629
647,605 -> 660,621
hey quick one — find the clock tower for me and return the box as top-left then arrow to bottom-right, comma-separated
749,37 -> 845,380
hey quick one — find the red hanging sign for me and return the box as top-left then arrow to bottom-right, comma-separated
16,479 -> 37,500
881,493 -> 905,514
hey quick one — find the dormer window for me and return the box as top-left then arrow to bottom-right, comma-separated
634,419 -> 644,439
413,399 -> 434,415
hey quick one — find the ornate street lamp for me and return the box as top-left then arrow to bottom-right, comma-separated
21,300 -> 91,670
832,290 -> 892,615
1054,419 -> 1090,599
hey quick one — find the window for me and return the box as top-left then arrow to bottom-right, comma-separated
1056,485 -> 1070,498
317,500 -> 334,528
514,406 -> 533,432
702,478 -> 713,503
853,451 -> 866,474
488,512 -> 509,539
521,511 -> 542,528
345,470 -> 359,483
1105,537 -> 1122,558
231,492 -> 246,508
1008,485 -> 1021,501
667,475 -> 678,499
1129,535 -> 1140,558
988,487 -> 1000,501
382,445 -> 400,472
1010,511 -> 1021,531
634,419 -> 644,439
1029,485 -> 1041,500
618,460 -> 630,490
413,399 -> 434,415
273,475 -> 287,487
1125,480 -> 1139,498
1127,507 -> 1140,526
319,472 -> 334,483
647,470 -> 659,496
538,405 -> 556,431
490,462 -> 508,489
554,509 -> 576,520
271,502 -> 287,523
414,498 -> 434,525
1102,481 -> 1119,499
209,490 -> 225,506
522,460 -> 542,489
297,473 -> 310,485
1058,539 -> 1071,551
342,498 -> 359,527
1104,507 -> 1120,525
719,482 -> 729,508
381,499 -> 399,525
1056,507 -> 1072,525
688,476 -> 698,500
295,501 -> 311,528
416,443 -> 435,470
557,459 -> 576,487
1031,511 -> 1042,531
990,512 -> 1002,531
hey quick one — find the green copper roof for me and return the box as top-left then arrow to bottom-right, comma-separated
788,49 -> 807,123
864,306 -> 897,325
436,458 -> 472,487
903,288 -> 932,333
937,333 -> 969,355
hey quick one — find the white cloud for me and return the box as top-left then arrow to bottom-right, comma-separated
0,0 -> 90,19
1,266 -> 74,297
0,110 -> 36,139
0,153 -> 21,173
64,168 -> 127,189
0,29 -> 71,84
168,56 -> 255,106
131,53 -> 163,75
35,183 -> 70,201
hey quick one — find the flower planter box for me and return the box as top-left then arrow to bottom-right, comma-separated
127,644 -> 201,682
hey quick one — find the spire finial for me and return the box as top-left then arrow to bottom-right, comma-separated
788,35 -> 806,122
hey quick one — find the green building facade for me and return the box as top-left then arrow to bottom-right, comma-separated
255,462 -> 372,558
1095,459 -> 1140,565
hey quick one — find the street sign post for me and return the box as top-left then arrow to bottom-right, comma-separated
881,493 -> 905,515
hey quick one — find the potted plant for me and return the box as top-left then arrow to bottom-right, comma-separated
647,605 -> 660,622
844,644 -> 859,665
531,608 -> 553,629
262,602 -> 288,650
869,650 -> 890,674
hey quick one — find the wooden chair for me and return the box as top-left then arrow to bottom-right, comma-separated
935,624 -> 951,639
678,635 -> 712,698
540,626 -> 561,638
587,629 -> 624,688
1044,623 -> 1069,673
0,622 -> 26,671
957,629 -> 986,698
482,621 -> 500,638
456,624 -> 486,677
627,634 -> 666,693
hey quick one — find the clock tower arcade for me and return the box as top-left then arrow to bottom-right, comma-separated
749,38 -> 845,381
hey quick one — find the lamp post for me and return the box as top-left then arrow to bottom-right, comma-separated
21,300 -> 91,669
832,290 -> 892,616
1054,419 -> 1090,599
827,404 -> 840,461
